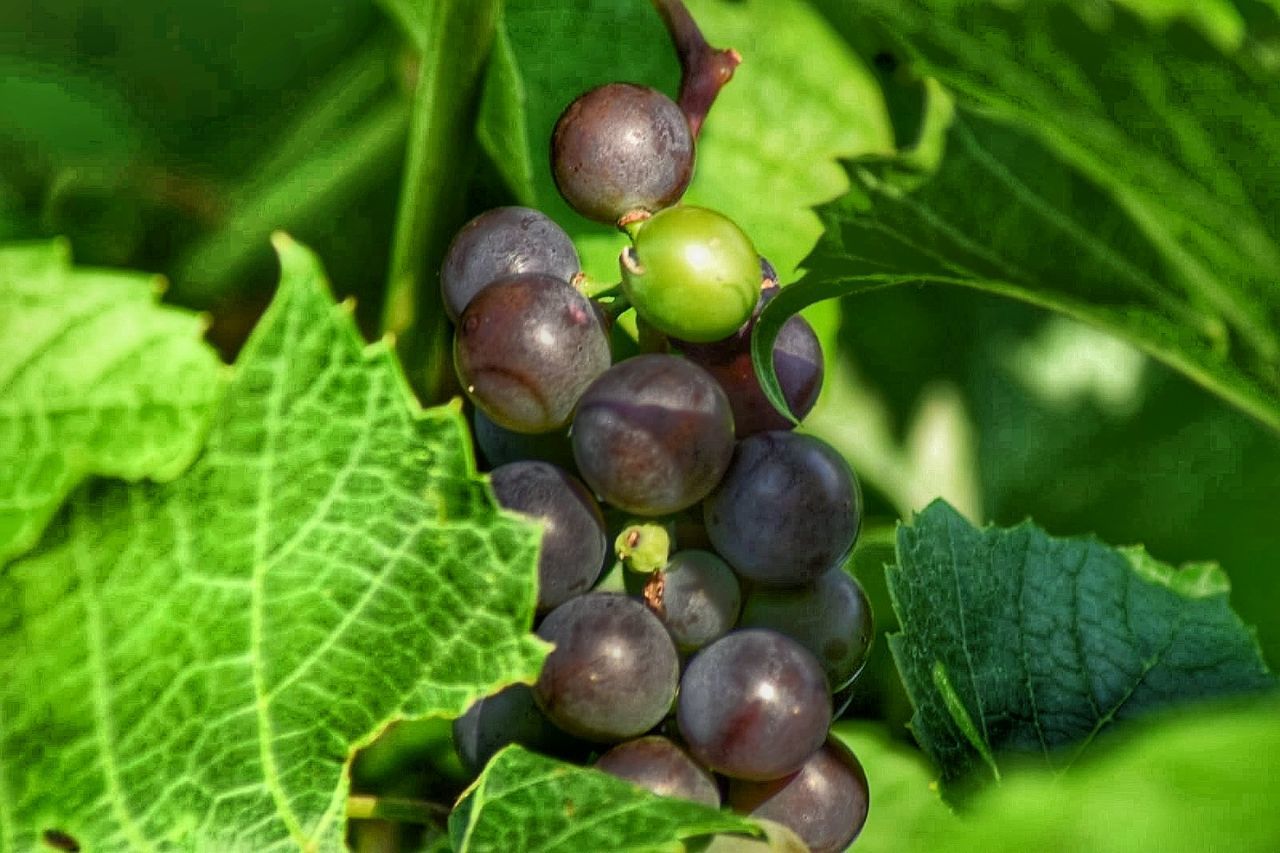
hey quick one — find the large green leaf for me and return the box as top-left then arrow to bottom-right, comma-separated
0,240 -> 224,563
0,237 -> 547,851
755,0 -> 1280,434
492,0 -> 892,283
837,699 -> 1280,852
449,746 -> 757,852
889,501 -> 1275,783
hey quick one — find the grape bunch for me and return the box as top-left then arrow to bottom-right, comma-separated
445,32 -> 872,853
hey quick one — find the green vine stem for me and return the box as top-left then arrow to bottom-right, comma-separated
380,0 -> 501,403
347,794 -> 450,826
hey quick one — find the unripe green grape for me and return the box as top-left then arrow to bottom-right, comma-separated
621,206 -> 761,343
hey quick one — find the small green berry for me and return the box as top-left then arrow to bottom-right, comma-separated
621,206 -> 761,343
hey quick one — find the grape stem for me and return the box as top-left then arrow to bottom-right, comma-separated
571,271 -> 624,300
346,794 -> 450,826
651,0 -> 741,139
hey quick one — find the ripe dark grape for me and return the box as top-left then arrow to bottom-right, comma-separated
535,593 -> 679,742
489,461 -> 606,612
728,739 -> 869,853
621,206 -> 761,343
739,568 -> 873,690
644,549 -> 741,652
676,282 -> 824,437
552,83 -> 694,223
705,432 -> 860,586
440,206 -> 580,320
677,630 -> 831,781
571,355 -> 734,515
472,409 -> 576,472
453,684 -> 576,776
454,273 -> 610,434
594,736 -> 720,807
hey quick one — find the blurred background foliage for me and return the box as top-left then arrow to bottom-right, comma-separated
3,0 -> 1278,826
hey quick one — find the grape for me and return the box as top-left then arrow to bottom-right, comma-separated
551,83 -> 693,223
704,432 -> 860,586
571,355 -> 734,515
677,630 -> 831,781
644,550 -> 741,652
594,736 -> 721,807
472,409 -> 576,472
728,739 -> 869,853
453,684 -> 578,776
739,568 -> 873,690
454,273 -> 611,433
621,206 -> 761,343
676,282 -> 824,437
490,462 -> 606,612
440,206 -> 580,320
535,593 -> 679,742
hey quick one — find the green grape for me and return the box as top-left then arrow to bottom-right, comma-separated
621,206 -> 761,343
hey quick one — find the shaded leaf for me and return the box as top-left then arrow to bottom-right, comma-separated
0,237 -> 546,850
0,240 -> 224,563
889,500 -> 1275,782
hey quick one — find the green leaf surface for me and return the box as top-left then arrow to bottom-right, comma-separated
449,746 -> 757,853
0,237 -> 547,851
0,240 -> 224,563
494,0 -> 892,284
889,500 -> 1276,783
837,700 -> 1280,852
757,0 -> 1280,434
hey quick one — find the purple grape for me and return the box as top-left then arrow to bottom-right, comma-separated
453,684 -> 576,776
676,284 -> 824,437
677,630 -> 831,781
472,409 -> 576,472
739,568 -> 873,690
594,736 -> 721,807
644,550 -> 741,652
490,462 -> 606,612
728,739 -> 870,853
704,432 -> 860,586
571,355 -> 734,515
441,206 -> 580,320
552,83 -> 693,223
454,273 -> 610,434
534,593 -> 679,742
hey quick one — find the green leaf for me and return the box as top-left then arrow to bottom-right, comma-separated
756,1 -> 1280,434
889,500 -> 1276,783
0,240 -> 224,563
838,699 -> 1280,853
449,746 -> 757,853
477,16 -> 537,207
493,0 -> 892,283
0,236 -> 547,850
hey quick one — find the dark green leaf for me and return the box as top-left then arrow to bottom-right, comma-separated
756,1 -> 1280,434
0,237 -> 546,849
889,500 -> 1275,782
449,746 -> 756,852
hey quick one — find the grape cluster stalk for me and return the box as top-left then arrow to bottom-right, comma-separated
446,2 -> 871,848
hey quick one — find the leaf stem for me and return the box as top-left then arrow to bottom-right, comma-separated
651,0 -> 741,139
380,0 -> 501,403
346,794 -> 451,826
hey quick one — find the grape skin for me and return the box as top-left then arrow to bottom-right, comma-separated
594,736 -> 721,807
552,83 -> 694,223
739,568 -> 873,690
489,461 -> 606,612
704,432 -> 861,586
441,206 -> 580,320
728,738 -> 870,853
454,273 -> 611,434
472,409 -> 577,472
534,593 -> 679,742
644,549 -> 741,652
453,684 -> 578,777
677,629 -> 831,781
571,355 -> 734,515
